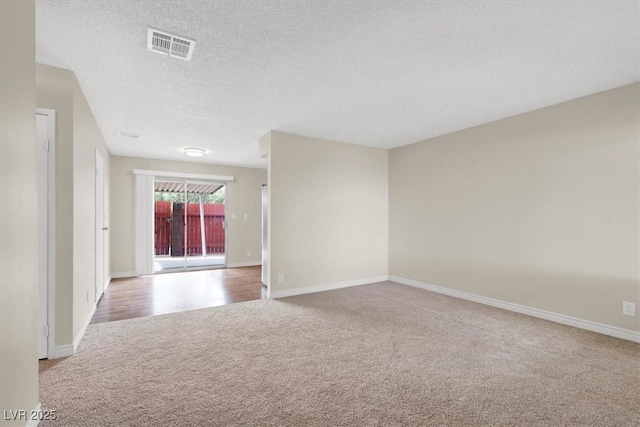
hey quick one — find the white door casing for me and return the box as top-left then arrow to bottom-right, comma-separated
95,150 -> 106,301
36,114 -> 48,359
36,109 -> 56,359
135,170 -> 233,275
261,184 -> 268,287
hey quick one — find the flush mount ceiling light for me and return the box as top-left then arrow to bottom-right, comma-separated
184,147 -> 206,158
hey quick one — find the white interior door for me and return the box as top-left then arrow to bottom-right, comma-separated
36,113 -> 49,359
95,151 -> 106,301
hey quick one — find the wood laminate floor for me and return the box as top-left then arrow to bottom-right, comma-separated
91,266 -> 266,324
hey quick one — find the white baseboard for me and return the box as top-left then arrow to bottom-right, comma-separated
390,275 -> 640,343
26,403 -> 42,427
50,300 -> 97,359
52,344 -> 74,358
73,302 -> 97,352
105,275 -> 111,291
227,260 -> 262,268
111,271 -> 136,279
269,275 -> 389,299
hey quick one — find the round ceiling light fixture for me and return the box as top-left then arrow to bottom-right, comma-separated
183,147 -> 206,158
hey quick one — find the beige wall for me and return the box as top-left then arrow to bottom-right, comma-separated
72,78 -> 111,340
389,83 -> 640,332
110,156 -> 267,274
36,63 -> 111,346
268,132 -> 388,293
0,0 -> 40,422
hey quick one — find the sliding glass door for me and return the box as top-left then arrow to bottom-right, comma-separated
153,180 -> 186,272
184,183 -> 225,270
153,179 -> 226,273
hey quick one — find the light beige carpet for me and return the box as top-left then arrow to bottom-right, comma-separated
40,281 -> 639,426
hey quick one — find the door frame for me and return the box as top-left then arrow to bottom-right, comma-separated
36,108 -> 56,359
134,169 -> 234,275
95,149 -> 106,301
153,178 -> 228,273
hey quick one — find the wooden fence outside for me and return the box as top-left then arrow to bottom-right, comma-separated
155,201 -> 225,256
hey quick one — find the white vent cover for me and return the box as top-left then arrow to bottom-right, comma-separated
147,28 -> 195,61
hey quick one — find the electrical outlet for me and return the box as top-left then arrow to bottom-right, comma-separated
278,273 -> 284,283
231,213 -> 236,220
246,250 -> 251,257
622,301 -> 636,317
243,213 -> 248,220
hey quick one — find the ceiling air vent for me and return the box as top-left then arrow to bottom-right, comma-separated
171,37 -> 193,60
147,28 -> 196,61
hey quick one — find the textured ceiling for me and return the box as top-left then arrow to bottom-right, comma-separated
36,1 -> 639,169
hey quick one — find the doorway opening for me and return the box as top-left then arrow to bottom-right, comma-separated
153,180 -> 226,273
